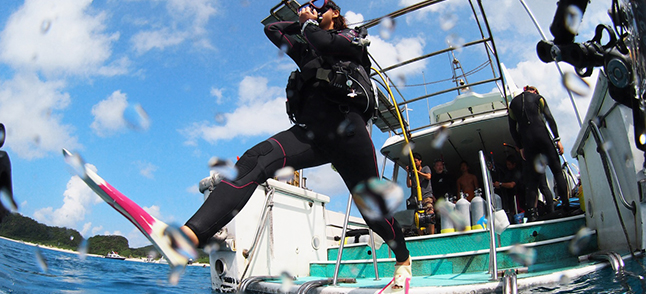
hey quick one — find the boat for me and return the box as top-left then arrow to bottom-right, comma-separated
105,251 -> 126,260
200,0 -> 646,293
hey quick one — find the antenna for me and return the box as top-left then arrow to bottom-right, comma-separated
450,51 -> 469,95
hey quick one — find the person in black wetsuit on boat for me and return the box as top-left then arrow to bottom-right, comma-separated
508,85 -> 569,222
180,0 -> 411,289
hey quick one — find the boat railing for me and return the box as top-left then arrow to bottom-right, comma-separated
478,150 -> 499,281
332,193 -> 381,285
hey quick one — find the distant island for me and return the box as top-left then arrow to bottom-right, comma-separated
0,213 -> 210,263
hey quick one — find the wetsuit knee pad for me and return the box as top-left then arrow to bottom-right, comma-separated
235,141 -> 274,180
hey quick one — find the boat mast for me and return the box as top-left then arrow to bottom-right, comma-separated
518,0 -> 583,127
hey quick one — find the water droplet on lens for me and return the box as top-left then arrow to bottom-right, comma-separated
40,19 -> 51,34
379,17 -> 395,40
446,34 -> 465,51
564,5 -> 583,35
602,141 -> 613,152
352,178 -> 403,220
0,187 -> 18,213
163,225 -> 198,260
533,154 -> 548,174
394,74 -> 406,88
275,166 -> 295,182
559,273 -> 571,285
440,13 -> 457,31
0,124 -> 5,147
569,227 -> 594,255
168,266 -> 183,285
563,72 -> 590,96
280,271 -> 294,292
214,113 -> 227,125
337,118 -> 356,137
507,244 -> 536,266
402,142 -> 415,156
78,238 -> 88,261
123,103 -> 151,131
63,149 -> 87,179
432,126 -> 450,149
203,242 -> 221,254
279,44 -> 289,57
34,246 -> 48,272
208,157 -> 238,180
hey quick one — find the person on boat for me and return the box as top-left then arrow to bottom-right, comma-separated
0,123 -> 15,222
406,152 -> 433,208
180,0 -> 412,289
431,159 -> 456,202
494,154 -> 525,220
508,85 -> 570,222
456,160 -> 479,201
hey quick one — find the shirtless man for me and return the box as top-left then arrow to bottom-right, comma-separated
456,161 -> 479,201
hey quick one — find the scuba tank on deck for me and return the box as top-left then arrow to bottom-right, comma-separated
470,188 -> 486,230
456,192 -> 471,231
440,194 -> 456,233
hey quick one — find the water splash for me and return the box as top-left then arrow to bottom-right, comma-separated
168,266 -> 183,285
337,118 -> 356,137
214,113 -> 227,125
352,178 -> 403,220
563,72 -> 590,96
402,142 -> 415,156
564,5 -> 583,35
77,238 -> 89,261
275,166 -> 295,182
507,244 -> 536,266
435,199 -> 468,231
123,103 -> 151,131
163,225 -> 198,261
379,17 -> 395,40
432,126 -> 450,149
0,187 -> 18,213
440,13 -> 457,31
40,19 -> 51,34
280,271 -> 295,293
533,154 -> 548,174
445,34 -> 465,51
569,227 -> 594,255
63,149 -> 88,179
34,246 -> 48,273
208,157 -> 238,180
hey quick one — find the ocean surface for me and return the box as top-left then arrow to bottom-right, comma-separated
1,236 -> 646,293
0,237 -> 213,293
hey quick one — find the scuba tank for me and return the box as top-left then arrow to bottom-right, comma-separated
440,194 -> 455,233
470,188 -> 486,230
494,193 -> 503,211
455,192 -> 471,231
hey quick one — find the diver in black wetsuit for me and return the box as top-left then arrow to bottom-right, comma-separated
182,0 -> 411,286
508,86 -> 569,222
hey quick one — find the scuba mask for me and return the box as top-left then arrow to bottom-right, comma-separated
298,0 -> 339,15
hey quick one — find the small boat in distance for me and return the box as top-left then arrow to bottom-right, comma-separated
104,251 -> 126,260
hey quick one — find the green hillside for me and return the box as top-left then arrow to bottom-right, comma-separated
0,213 -> 209,262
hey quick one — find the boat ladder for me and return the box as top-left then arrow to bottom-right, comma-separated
296,278 -> 357,294
502,269 -> 518,294
238,275 -> 280,293
587,251 -> 625,273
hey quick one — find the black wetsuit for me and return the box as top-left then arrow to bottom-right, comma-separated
185,21 -> 409,262
508,91 -> 569,211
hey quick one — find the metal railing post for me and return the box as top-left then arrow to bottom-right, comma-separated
478,150 -> 498,280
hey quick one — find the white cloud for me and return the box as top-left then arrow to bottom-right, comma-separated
91,90 -> 150,137
135,161 -> 158,179
33,170 -> 101,228
210,87 -> 224,104
368,35 -> 426,78
131,28 -> 186,54
91,225 -> 103,235
0,73 -> 80,159
127,227 -> 151,248
130,0 -> 218,54
81,222 -> 92,237
303,164 -> 349,199
0,0 -> 123,76
181,76 -> 291,145
186,184 -> 200,194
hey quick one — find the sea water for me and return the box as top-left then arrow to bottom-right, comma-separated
0,237 -> 212,293
1,236 -> 646,293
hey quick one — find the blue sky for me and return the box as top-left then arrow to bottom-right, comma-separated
0,0 -> 612,247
